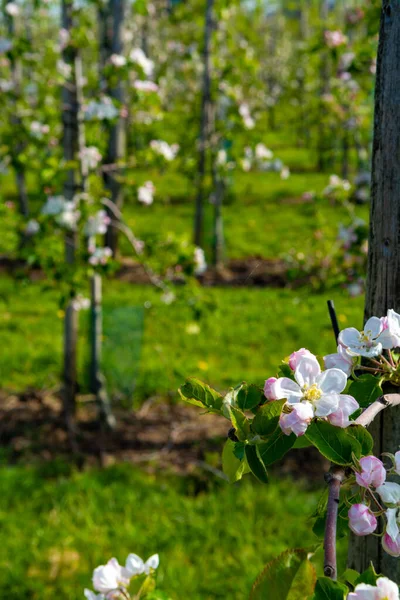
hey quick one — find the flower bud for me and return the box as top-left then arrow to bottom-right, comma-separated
279,402 -> 314,437
355,456 -> 386,489
348,504 -> 377,536
263,377 -> 278,400
395,451 -> 400,476
382,532 -> 400,558
288,348 -> 314,371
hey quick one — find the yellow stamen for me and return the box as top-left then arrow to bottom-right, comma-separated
302,383 -> 322,402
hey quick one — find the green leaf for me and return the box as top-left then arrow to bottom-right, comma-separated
355,564 -> 380,586
250,548 -> 316,600
229,406 -> 251,441
348,374 -> 382,408
278,363 -> 294,379
347,425 -> 374,457
222,439 -> 248,483
305,420 -> 362,466
341,569 -> 360,587
257,428 -> 297,467
245,444 -> 269,484
313,577 -> 348,599
237,384 -> 263,411
252,399 -> 286,437
293,436 -> 313,449
179,378 -> 223,411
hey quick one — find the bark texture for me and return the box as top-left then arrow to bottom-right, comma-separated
347,1 -> 400,581
102,0 -> 127,255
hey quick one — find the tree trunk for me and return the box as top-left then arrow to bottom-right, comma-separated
5,1 -> 29,217
61,0 -> 79,424
347,1 -> 400,582
102,0 -> 127,256
194,0 -> 214,247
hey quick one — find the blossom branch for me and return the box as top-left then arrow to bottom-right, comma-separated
323,392 -> 400,579
324,466 -> 345,579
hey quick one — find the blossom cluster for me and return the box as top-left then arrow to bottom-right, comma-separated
263,309 -> 400,437
348,577 -> 399,600
41,195 -> 80,230
150,140 -> 179,161
85,552 -> 159,600
348,453 -> 400,559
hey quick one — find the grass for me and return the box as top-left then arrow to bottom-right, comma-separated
0,275 -> 364,402
0,463 -> 347,600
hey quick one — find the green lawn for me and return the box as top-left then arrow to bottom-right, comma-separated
0,463 -> 347,600
0,275 -> 363,402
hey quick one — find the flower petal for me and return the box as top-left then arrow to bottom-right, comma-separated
337,394 -> 359,416
314,393 -> 340,417
339,327 -> 360,348
271,377 -> 302,404
316,368 -> 347,394
364,316 -> 383,339
294,356 -> 320,387
386,508 -> 400,542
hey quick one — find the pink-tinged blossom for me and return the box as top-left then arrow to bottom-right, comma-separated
348,504 -> 377,536
109,53 -> 126,67
264,377 -> 278,401
382,508 -> 400,558
339,317 -> 385,358
324,344 -> 356,377
324,30 -> 347,48
92,558 -> 129,593
84,590 -> 105,600
348,577 -> 399,600
326,394 -> 359,428
383,531 -> 400,558
134,80 -> 159,93
79,146 -> 102,171
85,210 -> 110,237
379,310 -> 400,349
288,348 -> 315,371
273,355 -> 356,419
130,48 -> 154,77
5,2 -> 19,17
279,402 -> 314,437
355,456 -> 386,489
89,247 -> 113,266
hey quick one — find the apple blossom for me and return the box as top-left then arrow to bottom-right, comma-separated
5,2 -> 20,17
85,210 -> 111,237
355,456 -> 386,489
150,140 -> 179,161
130,48 -> 154,77
348,504 -> 377,536
395,451 -> 400,476
379,310 -> 400,349
348,578 -> 399,600
134,80 -> 159,93
92,558 -> 129,593
194,247 -> 207,275
324,30 -> 348,49
324,344 -> 356,376
264,377 -> 278,400
376,482 -> 400,506
338,317 -> 388,358
255,143 -> 273,160
288,348 -> 314,371
79,146 -> 102,171
279,402 -> 314,437
25,219 -> 40,236
273,355 -> 358,420
84,590 -> 105,600
383,508 -> 400,557
138,181 -> 155,205
89,247 -> 113,266
326,394 -> 359,428
109,53 -> 126,68
125,553 -> 159,577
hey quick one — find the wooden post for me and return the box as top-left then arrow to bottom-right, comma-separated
347,1 -> 400,582
194,0 -> 214,247
102,0 -> 127,256
90,275 -> 115,429
61,0 -> 79,425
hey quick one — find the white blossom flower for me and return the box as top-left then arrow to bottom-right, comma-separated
150,140 -> 179,161
84,97 -> 119,121
379,310 -> 400,349
130,48 -> 154,77
110,53 -> 127,67
134,80 -> 159,93
348,577 -> 399,600
377,482 -> 400,506
89,247 -> 113,266
57,59 -> 72,79
324,344 -> 356,377
324,30 -> 348,49
41,195 -> 66,216
25,219 -> 40,236
280,167 -> 290,180
30,121 -> 50,137
84,590 -> 105,600
5,2 -> 20,17
194,247 -> 207,275
85,210 -> 110,237
56,202 -> 80,230
92,558 -> 129,594
255,143 -> 273,160
79,146 -> 102,171
138,181 -> 155,205
279,402 -> 314,437
338,317 -> 388,358
272,355 -> 357,419
72,295 -> 90,311
125,553 -> 159,577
